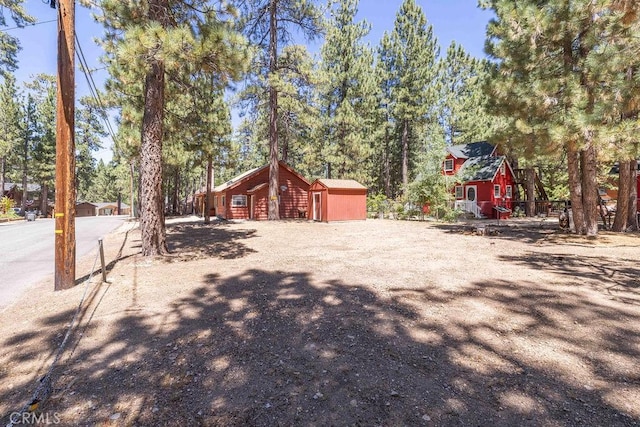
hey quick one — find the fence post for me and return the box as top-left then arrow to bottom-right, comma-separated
98,238 -> 107,283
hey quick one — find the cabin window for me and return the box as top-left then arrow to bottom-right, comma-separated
455,186 -> 463,199
500,163 -> 506,176
506,185 -> 512,198
231,195 -> 247,207
494,185 -> 501,198
444,159 -> 454,172
221,196 -> 225,207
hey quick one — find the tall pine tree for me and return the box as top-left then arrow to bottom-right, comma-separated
387,0 -> 439,191
98,0 -> 247,255
0,1 -> 34,78
484,0 -> 640,236
236,0 -> 322,219
318,0 -> 378,185
0,74 -> 22,201
26,75 -> 57,215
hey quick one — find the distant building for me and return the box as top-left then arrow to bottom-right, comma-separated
75,202 -> 130,217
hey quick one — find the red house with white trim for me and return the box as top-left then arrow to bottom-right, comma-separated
197,162 -> 310,220
443,141 -> 516,219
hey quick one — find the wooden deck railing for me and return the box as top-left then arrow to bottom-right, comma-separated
455,200 -> 483,218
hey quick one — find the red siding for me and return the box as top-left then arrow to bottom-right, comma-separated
326,190 -> 367,221
443,154 -> 466,176
278,168 -> 309,219
212,163 -> 309,220
308,180 -> 367,222
450,160 -> 516,218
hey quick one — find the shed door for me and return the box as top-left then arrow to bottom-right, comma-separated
312,192 -> 322,221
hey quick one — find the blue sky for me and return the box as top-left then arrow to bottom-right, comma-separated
8,0 -> 493,162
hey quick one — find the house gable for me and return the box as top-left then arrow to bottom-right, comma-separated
210,162 -> 310,220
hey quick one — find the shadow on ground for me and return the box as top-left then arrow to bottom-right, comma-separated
166,221 -> 257,260
2,267 -> 639,425
435,221 -> 640,247
499,252 -> 640,305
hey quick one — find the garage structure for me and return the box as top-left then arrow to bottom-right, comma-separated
308,179 -> 367,222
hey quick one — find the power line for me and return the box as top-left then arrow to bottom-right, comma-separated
74,34 -> 118,146
0,19 -> 57,33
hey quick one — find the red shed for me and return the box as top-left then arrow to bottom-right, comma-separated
198,161 -> 310,220
308,179 -> 367,222
443,142 -> 516,219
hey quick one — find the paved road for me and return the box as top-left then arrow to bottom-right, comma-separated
0,215 -> 128,311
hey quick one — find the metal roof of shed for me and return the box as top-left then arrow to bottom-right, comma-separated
315,179 -> 367,190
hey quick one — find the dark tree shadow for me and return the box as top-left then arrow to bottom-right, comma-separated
499,252 -> 640,305
435,222 -> 640,247
2,268 -> 638,426
165,221 -> 257,260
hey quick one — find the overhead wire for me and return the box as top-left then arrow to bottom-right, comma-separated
75,34 -> 118,147
1,11 -> 119,148
0,19 -> 57,33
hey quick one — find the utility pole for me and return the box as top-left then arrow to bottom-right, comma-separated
54,0 -> 76,290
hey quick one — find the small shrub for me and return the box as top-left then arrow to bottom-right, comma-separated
1,196 -> 13,215
367,193 -> 391,218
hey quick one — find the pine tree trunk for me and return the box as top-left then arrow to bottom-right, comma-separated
172,167 -> 179,215
383,125 -> 391,198
567,144 -> 585,234
41,183 -> 48,217
139,54 -> 168,256
183,177 -> 189,216
0,157 -> 5,205
612,159 -> 631,232
401,119 -> 409,188
267,0 -> 280,220
525,168 -> 536,217
581,144 -> 598,237
204,155 -> 212,225
281,117 -> 289,164
130,160 -> 136,218
21,159 -> 28,214
628,159 -> 638,230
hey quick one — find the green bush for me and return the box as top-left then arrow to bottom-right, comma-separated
367,193 -> 391,218
0,196 -> 13,216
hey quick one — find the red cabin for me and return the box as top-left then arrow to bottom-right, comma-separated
443,141 -> 516,219
308,179 -> 367,222
197,161 -> 310,220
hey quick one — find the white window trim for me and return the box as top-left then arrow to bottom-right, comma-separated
500,163 -> 506,176
444,159 -> 454,172
231,195 -> 247,207
494,185 -> 500,198
455,186 -> 463,199
506,185 -> 512,198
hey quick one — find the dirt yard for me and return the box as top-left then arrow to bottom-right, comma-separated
1,217 -> 639,426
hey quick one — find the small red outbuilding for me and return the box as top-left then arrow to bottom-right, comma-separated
308,179 -> 367,222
